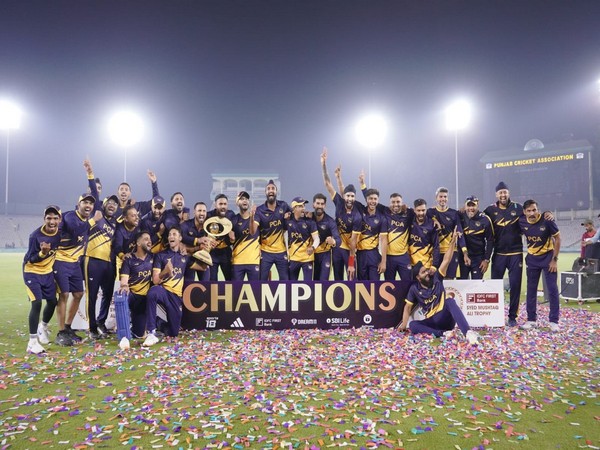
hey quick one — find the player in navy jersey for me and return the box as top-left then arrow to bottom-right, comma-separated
54,192 -> 100,346
398,230 -> 479,345
180,202 -> 212,282
320,147 -> 361,280
206,194 -> 236,281
351,185 -> 388,281
427,187 -> 468,279
458,196 -> 493,280
23,205 -> 62,354
409,199 -> 440,269
139,196 -> 166,254
84,194 -> 118,339
119,231 -> 154,338
287,197 -> 320,280
113,205 -> 140,265
311,193 -> 341,280
115,170 -> 159,221
255,179 -> 292,280
483,182 -> 524,327
519,200 -> 561,332
143,226 -> 211,346
231,191 -> 260,281
162,192 -> 189,232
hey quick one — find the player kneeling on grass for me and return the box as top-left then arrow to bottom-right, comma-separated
143,226 -> 212,346
23,206 -> 62,354
398,229 -> 479,345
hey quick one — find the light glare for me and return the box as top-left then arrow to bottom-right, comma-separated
0,100 -> 23,130
355,114 -> 388,149
445,100 -> 472,131
108,110 -> 144,147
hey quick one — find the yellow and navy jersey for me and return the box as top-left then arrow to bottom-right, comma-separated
255,200 -> 291,254
314,213 -> 341,254
55,210 -> 95,263
153,249 -> 189,297
287,217 -> 318,262
427,206 -> 467,254
405,271 -> 446,318
120,253 -> 153,296
519,214 -> 560,256
85,215 -> 116,262
409,217 -> 440,268
23,226 -> 61,275
483,201 -> 523,255
140,212 -> 165,254
232,213 -> 260,265
180,218 -> 206,248
386,209 -> 413,256
113,222 -> 139,259
355,202 -> 387,251
332,192 -> 362,250
459,211 -> 494,259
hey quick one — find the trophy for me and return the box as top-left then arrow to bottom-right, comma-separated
203,216 -> 233,240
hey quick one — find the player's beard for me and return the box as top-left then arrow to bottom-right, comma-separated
420,275 -> 433,288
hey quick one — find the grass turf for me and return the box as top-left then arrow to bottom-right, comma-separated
0,252 -> 598,449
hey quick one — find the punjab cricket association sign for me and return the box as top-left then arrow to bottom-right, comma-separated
181,279 -> 505,330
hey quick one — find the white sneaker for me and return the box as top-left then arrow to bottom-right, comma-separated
465,330 -> 479,345
443,329 -> 456,339
142,333 -> 159,347
119,337 -> 130,350
27,340 -> 46,354
37,323 -> 50,345
521,321 -> 538,330
549,322 -> 560,333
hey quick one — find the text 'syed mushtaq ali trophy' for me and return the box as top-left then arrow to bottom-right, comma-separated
192,215 -> 233,265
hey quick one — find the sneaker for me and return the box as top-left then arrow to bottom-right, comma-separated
55,330 -> 73,347
465,330 -> 479,345
67,328 -> 83,343
443,329 -> 456,339
119,337 -> 130,350
88,330 -> 101,340
521,321 -> 538,330
27,340 -> 46,354
507,318 -> 517,327
142,333 -> 159,347
37,323 -> 50,345
97,324 -> 114,335
549,322 -> 560,333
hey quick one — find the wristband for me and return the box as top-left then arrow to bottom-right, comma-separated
348,255 -> 355,267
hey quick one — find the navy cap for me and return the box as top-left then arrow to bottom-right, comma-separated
78,193 -> 95,203
411,261 -> 424,280
291,197 -> 309,208
237,191 -> 250,200
152,195 -> 165,208
44,205 -> 62,217
103,195 -> 119,207
465,195 -> 479,206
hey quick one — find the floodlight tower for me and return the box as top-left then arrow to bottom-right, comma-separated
108,110 -> 144,182
355,113 -> 388,186
445,100 -> 472,209
0,100 -> 23,215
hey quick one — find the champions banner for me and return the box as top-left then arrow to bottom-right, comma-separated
181,279 -> 505,330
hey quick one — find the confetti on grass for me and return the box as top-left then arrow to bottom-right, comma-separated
0,305 -> 598,449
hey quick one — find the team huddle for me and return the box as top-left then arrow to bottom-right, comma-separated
23,148 -> 562,354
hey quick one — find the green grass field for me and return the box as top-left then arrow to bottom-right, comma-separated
0,252 -> 598,450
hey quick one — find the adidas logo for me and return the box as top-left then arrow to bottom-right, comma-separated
230,318 -> 244,328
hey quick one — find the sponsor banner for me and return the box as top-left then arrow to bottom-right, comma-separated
182,279 -> 505,330
182,281 -> 408,330
444,279 -> 504,327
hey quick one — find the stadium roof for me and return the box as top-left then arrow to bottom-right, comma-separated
480,139 -> 594,163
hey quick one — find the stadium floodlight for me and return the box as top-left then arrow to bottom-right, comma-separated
445,100 -> 472,209
108,110 -> 144,182
0,99 -> 23,215
355,113 -> 388,186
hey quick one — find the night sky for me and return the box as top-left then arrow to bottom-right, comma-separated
1,0 -> 599,212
